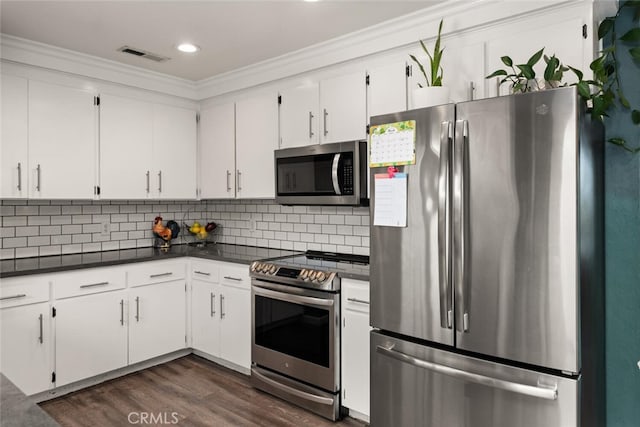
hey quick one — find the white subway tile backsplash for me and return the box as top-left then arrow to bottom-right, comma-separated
72,215 -> 92,224
322,224 -> 337,234
52,235 -> 72,245
2,216 -> 27,227
62,225 -> 82,234
16,247 -> 39,258
28,216 -> 50,226
51,215 -> 72,225
62,205 -> 82,215
16,227 -> 39,237
15,205 -> 39,215
39,245 -> 61,256
28,236 -> 50,246
39,206 -> 61,215
3,237 -> 27,248
72,234 -> 91,244
39,225 -> 61,235
314,215 -> 329,224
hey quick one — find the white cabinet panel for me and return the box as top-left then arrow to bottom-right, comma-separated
279,84 -> 319,148
1,302 -> 51,395
320,71 -> 367,144
128,281 -> 186,364
28,80 -> 96,199
367,62 -> 408,118
235,93 -> 278,199
153,104 -> 197,199
219,284 -> 250,369
1,74 -> 28,198
55,290 -> 128,387
191,280 -> 221,356
199,102 -> 236,199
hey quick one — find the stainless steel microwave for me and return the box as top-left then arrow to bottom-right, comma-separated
274,140 -> 369,206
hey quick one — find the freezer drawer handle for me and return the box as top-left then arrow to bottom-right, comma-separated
251,368 -> 334,406
376,345 -> 558,401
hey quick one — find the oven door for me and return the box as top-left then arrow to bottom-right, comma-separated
252,279 -> 339,392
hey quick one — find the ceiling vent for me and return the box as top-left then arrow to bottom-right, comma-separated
117,46 -> 170,62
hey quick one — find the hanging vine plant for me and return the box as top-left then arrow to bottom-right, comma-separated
487,0 -> 640,152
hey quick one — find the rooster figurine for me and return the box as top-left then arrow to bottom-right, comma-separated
153,216 -> 181,250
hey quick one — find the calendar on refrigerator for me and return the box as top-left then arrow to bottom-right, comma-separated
369,120 -> 416,167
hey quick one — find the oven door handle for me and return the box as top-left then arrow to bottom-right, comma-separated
253,285 -> 334,308
251,367 -> 335,406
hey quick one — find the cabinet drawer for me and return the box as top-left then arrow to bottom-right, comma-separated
128,260 -> 186,287
191,260 -> 219,283
0,275 -> 49,308
342,279 -> 370,313
219,263 -> 250,290
53,267 -> 126,299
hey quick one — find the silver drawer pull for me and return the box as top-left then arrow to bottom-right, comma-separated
194,271 -> 211,276
347,297 -> 370,305
38,314 -> 44,344
150,272 -> 173,278
0,294 -> 27,301
223,276 -> 242,281
80,281 -> 109,289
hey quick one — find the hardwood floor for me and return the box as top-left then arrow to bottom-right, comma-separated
40,355 -> 367,427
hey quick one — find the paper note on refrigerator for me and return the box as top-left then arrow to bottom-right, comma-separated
369,120 -> 416,167
373,173 -> 407,227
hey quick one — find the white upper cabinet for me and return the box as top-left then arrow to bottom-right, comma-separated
28,80 -> 97,199
235,92 -> 279,199
199,102 -> 236,199
278,83 -> 320,148
367,62 -> 408,118
320,71 -> 367,144
1,74 -> 28,199
153,104 -> 197,199
99,94 -> 153,199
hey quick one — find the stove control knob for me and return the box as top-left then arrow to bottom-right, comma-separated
308,271 -> 317,281
300,269 -> 309,280
262,264 -> 271,274
316,272 -> 327,282
256,263 -> 264,273
250,262 -> 259,272
268,264 -> 277,275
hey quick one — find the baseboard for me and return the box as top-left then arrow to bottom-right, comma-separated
345,408 -> 370,424
191,349 -> 250,376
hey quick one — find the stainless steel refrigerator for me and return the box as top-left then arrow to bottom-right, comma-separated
369,87 -> 604,427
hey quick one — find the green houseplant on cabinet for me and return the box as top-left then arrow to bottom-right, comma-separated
410,19 -> 450,108
486,1 -> 640,152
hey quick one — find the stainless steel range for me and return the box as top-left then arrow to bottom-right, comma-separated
249,251 -> 368,421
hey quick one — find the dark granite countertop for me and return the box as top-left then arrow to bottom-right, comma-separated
0,374 -> 59,427
0,244 -> 299,279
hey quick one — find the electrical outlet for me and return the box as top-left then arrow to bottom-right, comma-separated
100,221 -> 110,237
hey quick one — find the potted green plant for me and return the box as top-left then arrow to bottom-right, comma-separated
410,19 -> 449,108
486,1 -> 640,152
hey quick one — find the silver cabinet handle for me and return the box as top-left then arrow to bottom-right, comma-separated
135,296 -> 140,322
223,276 -> 242,281
331,153 -> 341,195
309,111 -> 314,138
220,294 -> 225,319
237,170 -> 242,191
150,272 -> 173,278
120,299 -> 124,326
323,108 -> 328,136
17,162 -> 22,191
347,297 -> 370,305
158,170 -> 162,193
146,171 -> 150,194
469,81 -> 475,101
377,345 -> 558,401
438,121 -> 453,329
0,294 -> 27,301
38,313 -> 43,344
195,271 -> 210,276
80,281 -> 109,289
36,164 -> 41,192
210,293 -> 216,317
226,170 -> 231,191
454,119 -> 469,332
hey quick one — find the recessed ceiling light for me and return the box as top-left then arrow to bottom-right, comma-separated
177,43 -> 200,53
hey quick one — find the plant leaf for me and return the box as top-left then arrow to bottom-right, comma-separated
516,64 -> 535,80
632,110 -> 640,125
620,28 -> 640,42
527,48 -> 545,67
486,69 -> 508,78
501,56 -> 513,67
629,47 -> 640,60
598,17 -> 615,39
544,56 -> 559,81
410,54 -> 430,87
622,0 -> 640,8
577,81 -> 591,99
568,65 -> 584,81
608,137 -> 626,146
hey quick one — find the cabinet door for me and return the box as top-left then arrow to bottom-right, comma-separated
129,281 -> 186,364
55,290 -> 127,387
320,71 -> 367,144
1,302 -> 51,395
219,284 -> 250,369
341,279 -> 371,417
28,80 -> 96,199
199,103 -> 236,199
99,94 -> 153,199
153,104 -> 197,199
1,74 -> 28,198
367,62 -> 407,118
191,280 -> 221,357
235,93 -> 279,199
279,84 -> 319,148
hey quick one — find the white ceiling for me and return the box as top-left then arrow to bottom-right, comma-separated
0,1 -> 442,82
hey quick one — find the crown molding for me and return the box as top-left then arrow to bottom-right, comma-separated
0,34 -> 199,100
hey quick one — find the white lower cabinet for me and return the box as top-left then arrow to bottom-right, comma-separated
191,279 -> 221,356
341,278 -> 371,418
129,280 -> 187,364
54,290 -> 128,387
1,301 -> 51,395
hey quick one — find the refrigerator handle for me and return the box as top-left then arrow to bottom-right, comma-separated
438,121 -> 453,329
376,345 -> 558,401
454,119 -> 470,332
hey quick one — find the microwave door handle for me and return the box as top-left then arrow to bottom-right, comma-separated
331,153 -> 342,195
